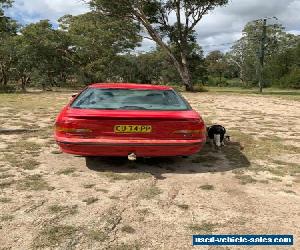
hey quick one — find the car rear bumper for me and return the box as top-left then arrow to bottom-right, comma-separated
56,137 -> 206,157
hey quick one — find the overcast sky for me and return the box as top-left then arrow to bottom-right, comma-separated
5,0 -> 300,54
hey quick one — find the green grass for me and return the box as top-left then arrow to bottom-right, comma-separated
207,86 -> 300,98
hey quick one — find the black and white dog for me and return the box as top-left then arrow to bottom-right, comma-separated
207,125 -> 229,148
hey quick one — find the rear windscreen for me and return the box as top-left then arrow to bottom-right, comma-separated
71,88 -> 190,111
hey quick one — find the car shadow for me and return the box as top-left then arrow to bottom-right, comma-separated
85,141 -> 250,180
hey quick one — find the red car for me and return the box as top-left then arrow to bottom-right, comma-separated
55,83 -> 206,159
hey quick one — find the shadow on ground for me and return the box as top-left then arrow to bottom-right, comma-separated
86,142 -> 250,179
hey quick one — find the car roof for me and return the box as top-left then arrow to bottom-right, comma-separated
88,83 -> 173,90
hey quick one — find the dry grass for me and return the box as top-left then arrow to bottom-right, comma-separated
17,175 -> 52,191
199,184 -> 215,190
188,221 -> 219,233
102,172 -> 152,181
140,186 -> 162,200
33,225 -> 78,248
82,197 -> 99,205
121,225 -> 136,234
56,168 -> 76,175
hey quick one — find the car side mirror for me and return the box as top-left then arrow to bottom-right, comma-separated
71,93 -> 78,98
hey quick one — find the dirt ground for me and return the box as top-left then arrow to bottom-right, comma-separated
0,91 -> 299,250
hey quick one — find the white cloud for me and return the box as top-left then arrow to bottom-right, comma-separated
196,0 -> 300,53
5,0 -> 89,25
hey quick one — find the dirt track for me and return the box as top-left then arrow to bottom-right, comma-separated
0,91 -> 299,249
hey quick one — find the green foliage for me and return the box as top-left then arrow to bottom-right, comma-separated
89,0 -> 228,90
227,20 -> 300,89
1,1 -> 299,91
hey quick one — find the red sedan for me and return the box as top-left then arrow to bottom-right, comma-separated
55,83 -> 206,159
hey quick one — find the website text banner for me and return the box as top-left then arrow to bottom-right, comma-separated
192,235 -> 293,246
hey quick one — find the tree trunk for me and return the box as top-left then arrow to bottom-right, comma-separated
3,74 -> 8,86
21,76 -> 30,92
135,9 -> 194,91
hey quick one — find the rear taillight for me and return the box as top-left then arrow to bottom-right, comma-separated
55,122 -> 92,134
173,119 -> 206,138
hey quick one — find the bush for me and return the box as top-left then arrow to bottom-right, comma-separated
0,85 -> 17,93
277,67 -> 300,89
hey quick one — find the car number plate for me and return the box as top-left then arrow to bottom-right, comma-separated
114,125 -> 152,133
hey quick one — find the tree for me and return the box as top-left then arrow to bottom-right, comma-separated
206,50 -> 227,84
227,20 -> 299,88
89,0 -> 228,91
58,12 -> 141,83
0,0 -> 17,87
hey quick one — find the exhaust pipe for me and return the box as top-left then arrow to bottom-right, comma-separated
128,153 -> 137,161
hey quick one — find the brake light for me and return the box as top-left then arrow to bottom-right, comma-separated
55,124 -> 92,134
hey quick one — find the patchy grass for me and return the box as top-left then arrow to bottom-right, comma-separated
96,188 -> 109,193
109,242 -> 141,250
268,177 -> 282,182
258,180 -> 270,184
199,184 -> 215,190
140,186 -> 162,200
0,180 -> 14,189
6,140 -> 42,154
33,225 -> 78,248
188,222 -> 219,233
17,175 -> 52,191
0,214 -> 14,222
23,159 -> 40,170
51,150 -> 62,155
235,174 -> 257,185
0,197 -> 12,203
56,168 -> 76,175
0,173 -> 15,179
83,197 -> 98,205
176,204 -> 189,210
83,184 -> 95,189
102,172 -> 152,181
48,204 -> 78,216
230,131 -> 299,163
2,153 -> 22,167
121,225 -> 136,234
109,196 -> 120,200
282,190 -> 296,195
87,229 -> 108,242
